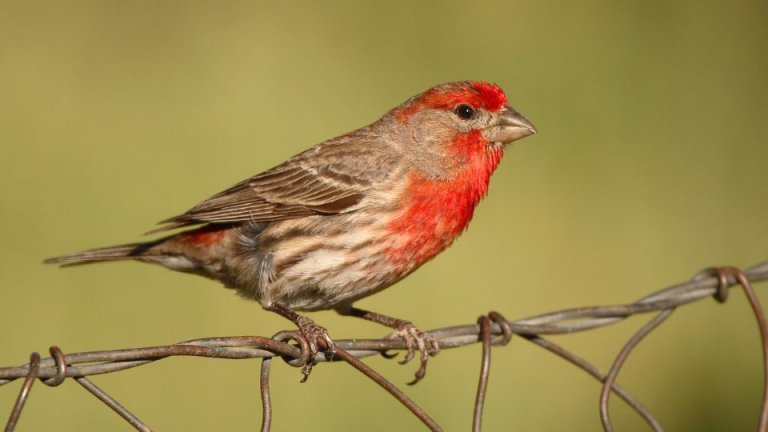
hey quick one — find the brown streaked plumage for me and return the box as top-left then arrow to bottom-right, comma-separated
46,81 -> 536,382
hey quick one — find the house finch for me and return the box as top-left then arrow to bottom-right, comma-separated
46,81 -> 536,383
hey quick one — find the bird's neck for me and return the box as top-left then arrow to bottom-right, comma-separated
385,140 -> 504,267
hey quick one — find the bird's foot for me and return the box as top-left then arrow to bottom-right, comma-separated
264,303 -> 335,382
294,315 -> 335,382
386,320 -> 440,385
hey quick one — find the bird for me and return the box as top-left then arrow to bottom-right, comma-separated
45,81 -> 536,383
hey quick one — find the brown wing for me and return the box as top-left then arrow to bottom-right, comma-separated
152,130 -> 398,232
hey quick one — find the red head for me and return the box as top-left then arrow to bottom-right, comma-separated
383,81 -> 537,266
395,81 -> 509,121
388,81 -> 536,178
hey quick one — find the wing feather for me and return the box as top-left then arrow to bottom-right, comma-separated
151,129 -> 399,232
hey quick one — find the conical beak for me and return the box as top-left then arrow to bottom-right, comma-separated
482,106 -> 537,145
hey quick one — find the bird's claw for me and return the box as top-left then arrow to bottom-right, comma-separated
386,320 -> 440,385
295,315 -> 335,382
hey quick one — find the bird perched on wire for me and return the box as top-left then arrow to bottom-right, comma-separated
46,81 -> 536,383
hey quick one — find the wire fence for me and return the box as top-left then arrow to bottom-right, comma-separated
2,262 -> 767,431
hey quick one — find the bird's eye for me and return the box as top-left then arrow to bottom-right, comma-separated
454,104 -> 476,120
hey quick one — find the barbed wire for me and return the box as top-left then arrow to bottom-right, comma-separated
2,261 -> 767,431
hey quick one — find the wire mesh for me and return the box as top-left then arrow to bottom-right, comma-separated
3,262 -> 767,431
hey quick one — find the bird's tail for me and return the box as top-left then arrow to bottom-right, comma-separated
45,225 -> 234,276
44,241 -> 163,266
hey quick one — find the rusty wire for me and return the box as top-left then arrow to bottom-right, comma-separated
2,261 -> 768,431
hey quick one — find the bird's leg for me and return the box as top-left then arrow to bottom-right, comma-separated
264,303 -> 335,381
335,304 -> 440,385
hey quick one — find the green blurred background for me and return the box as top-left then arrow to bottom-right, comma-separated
1,1 -> 767,430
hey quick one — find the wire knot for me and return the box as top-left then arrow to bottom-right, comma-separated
271,331 -> 313,382
695,266 -> 745,303
486,311 -> 513,346
42,346 -> 68,387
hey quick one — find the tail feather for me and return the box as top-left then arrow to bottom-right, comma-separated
45,225 -> 232,271
44,242 -> 160,266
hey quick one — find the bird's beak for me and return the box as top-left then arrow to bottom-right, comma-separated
482,106 -> 537,145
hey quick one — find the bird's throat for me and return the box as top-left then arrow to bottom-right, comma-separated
385,139 -> 503,267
